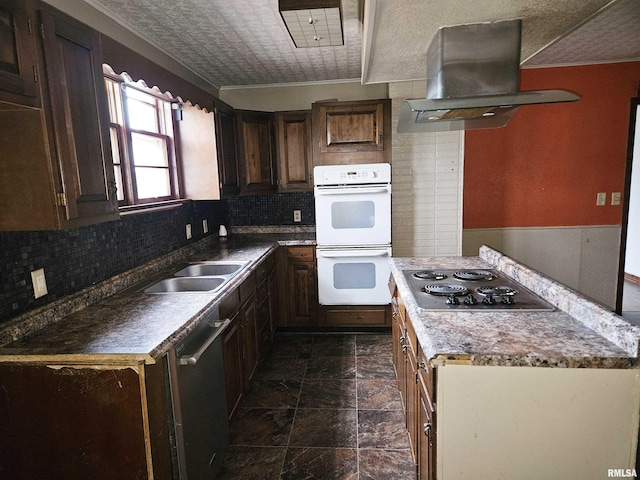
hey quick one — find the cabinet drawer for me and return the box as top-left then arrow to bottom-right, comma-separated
405,314 -> 417,356
220,288 -> 240,319
325,308 -> 387,326
418,345 -> 436,403
287,246 -> 314,262
256,253 -> 276,283
255,280 -> 268,305
240,272 -> 256,303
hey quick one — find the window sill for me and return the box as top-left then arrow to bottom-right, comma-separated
119,199 -> 191,216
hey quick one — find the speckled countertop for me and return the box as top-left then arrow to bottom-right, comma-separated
391,246 -> 640,369
0,231 -> 315,365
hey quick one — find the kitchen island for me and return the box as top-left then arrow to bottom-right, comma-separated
390,245 -> 640,480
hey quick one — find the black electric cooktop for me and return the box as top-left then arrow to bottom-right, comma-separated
402,269 -> 555,312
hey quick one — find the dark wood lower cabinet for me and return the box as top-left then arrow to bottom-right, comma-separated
220,252 -> 277,420
0,361 -> 172,480
391,277 -> 437,479
221,311 -> 244,419
418,372 -> 436,480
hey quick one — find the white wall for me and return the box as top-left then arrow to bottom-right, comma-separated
625,104 -> 640,277
219,81 -> 388,111
438,364 -> 640,480
389,81 -> 464,257
463,225 -> 622,309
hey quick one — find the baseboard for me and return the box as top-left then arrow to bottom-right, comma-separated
625,273 -> 640,285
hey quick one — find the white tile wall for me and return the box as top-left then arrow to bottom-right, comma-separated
390,81 -> 464,257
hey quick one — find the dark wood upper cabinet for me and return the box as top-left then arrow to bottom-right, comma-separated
312,98 -> 391,165
39,6 -> 118,226
236,110 -> 277,194
215,100 -> 241,197
0,4 -> 119,231
275,111 -> 313,192
0,0 -> 40,107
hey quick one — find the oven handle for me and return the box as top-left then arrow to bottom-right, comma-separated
317,249 -> 390,258
315,185 -> 391,195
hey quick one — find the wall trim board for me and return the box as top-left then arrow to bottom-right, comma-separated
462,225 -> 621,309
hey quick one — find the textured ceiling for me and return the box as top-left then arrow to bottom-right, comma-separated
83,0 -> 640,89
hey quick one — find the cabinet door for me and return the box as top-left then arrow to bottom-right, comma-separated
418,377 -> 436,480
312,99 -> 391,165
287,261 -> 317,324
222,312 -> 244,420
0,0 -> 39,106
215,102 -> 240,196
406,346 -> 419,464
236,110 -> 277,194
276,111 -> 313,191
241,295 -> 259,390
267,268 -> 278,336
40,7 -> 119,227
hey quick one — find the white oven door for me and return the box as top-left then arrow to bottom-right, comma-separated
316,247 -> 392,305
314,184 -> 391,246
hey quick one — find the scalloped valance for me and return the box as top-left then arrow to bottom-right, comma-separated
102,64 -> 213,113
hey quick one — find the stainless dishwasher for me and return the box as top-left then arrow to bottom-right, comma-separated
167,308 -> 230,479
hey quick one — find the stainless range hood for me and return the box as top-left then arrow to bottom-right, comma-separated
397,19 -> 580,133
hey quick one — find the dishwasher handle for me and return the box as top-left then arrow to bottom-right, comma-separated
179,318 -> 230,366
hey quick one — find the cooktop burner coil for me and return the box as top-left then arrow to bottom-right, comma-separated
424,284 -> 469,296
413,271 -> 448,280
476,286 -> 518,297
453,270 -> 495,281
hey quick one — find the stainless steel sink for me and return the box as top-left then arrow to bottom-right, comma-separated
143,277 -> 227,294
173,261 -> 248,277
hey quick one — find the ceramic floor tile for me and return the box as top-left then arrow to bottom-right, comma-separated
305,356 -> 356,379
229,408 -> 295,446
356,355 -> 396,380
281,447 -> 358,480
242,379 -> 302,408
358,410 -> 412,449
289,408 -> 358,448
270,334 -> 315,358
298,379 -> 357,408
253,357 -> 308,381
310,334 -> 356,358
358,448 -> 417,480
356,334 -> 393,357
357,379 -> 403,410
216,446 -> 287,480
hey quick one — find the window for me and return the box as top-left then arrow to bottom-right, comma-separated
104,71 -> 181,206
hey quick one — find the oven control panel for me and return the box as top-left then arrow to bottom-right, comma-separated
314,163 -> 391,185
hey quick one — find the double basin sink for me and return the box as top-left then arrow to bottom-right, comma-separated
142,260 -> 249,294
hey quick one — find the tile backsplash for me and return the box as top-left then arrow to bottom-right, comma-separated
226,192 -> 314,226
0,201 -> 226,324
0,192 -> 315,325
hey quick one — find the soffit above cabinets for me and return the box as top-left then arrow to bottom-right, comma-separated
75,0 -> 640,90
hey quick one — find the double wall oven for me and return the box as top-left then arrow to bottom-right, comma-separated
314,164 -> 392,305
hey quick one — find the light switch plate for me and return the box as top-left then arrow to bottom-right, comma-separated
203,219 -> 209,234
596,192 -> 606,206
611,192 -> 621,206
31,268 -> 48,299
186,224 -> 192,239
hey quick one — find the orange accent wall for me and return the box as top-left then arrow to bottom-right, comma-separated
463,62 -> 640,229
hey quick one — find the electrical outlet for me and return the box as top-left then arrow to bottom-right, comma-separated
611,192 -> 621,206
31,268 -> 48,299
596,192 -> 606,206
186,224 -> 192,239
293,210 -> 301,222
203,219 -> 209,234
